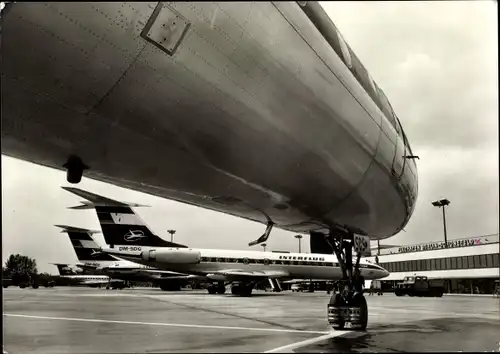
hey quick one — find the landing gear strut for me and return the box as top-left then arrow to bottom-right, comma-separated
326,230 -> 368,331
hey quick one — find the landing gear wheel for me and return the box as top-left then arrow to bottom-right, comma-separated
327,293 -> 345,330
241,285 -> 253,297
231,284 -> 252,296
350,294 -> 368,331
231,285 -> 241,295
216,285 -> 226,294
207,285 -> 217,295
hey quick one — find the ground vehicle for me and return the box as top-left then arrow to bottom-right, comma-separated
2,278 -> 13,288
395,276 -> 444,297
3,274 -> 36,288
3,273 -> 56,289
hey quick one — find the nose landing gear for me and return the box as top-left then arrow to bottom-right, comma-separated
326,230 -> 370,331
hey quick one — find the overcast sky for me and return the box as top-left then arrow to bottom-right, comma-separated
2,1 -> 498,274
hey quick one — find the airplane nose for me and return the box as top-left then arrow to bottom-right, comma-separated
382,268 -> 390,278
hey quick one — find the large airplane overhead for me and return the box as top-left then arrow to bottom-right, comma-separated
2,1 -> 418,330
1,2 -> 418,241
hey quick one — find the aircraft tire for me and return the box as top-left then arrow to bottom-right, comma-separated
240,285 -> 252,297
328,293 -> 345,330
350,294 -> 368,331
216,285 -> 226,294
207,286 -> 217,295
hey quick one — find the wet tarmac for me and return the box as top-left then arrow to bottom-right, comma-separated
3,287 -> 500,353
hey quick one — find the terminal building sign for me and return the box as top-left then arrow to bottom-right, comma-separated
398,238 -> 482,254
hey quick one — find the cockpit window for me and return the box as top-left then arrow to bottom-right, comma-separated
402,129 -> 414,157
375,84 -> 398,131
336,29 -> 352,69
394,114 -> 403,138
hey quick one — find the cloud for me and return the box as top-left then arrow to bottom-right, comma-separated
320,0 -> 498,150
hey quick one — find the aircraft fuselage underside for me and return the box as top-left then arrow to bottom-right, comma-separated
1,2 -> 418,239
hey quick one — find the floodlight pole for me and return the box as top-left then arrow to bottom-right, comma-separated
295,235 -> 303,253
432,199 -> 450,248
167,229 -> 176,243
441,205 -> 448,247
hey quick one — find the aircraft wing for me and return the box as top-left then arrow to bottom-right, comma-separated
208,269 -> 289,281
281,279 -> 331,284
137,269 -> 202,279
136,269 -> 187,275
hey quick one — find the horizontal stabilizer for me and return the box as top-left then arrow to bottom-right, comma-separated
61,187 -> 150,209
55,224 -> 101,234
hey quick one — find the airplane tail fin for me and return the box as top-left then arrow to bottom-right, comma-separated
56,224 -> 117,261
61,187 -> 187,248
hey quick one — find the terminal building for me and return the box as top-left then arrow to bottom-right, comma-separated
366,234 -> 500,294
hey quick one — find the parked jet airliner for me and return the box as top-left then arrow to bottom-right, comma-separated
52,263 -> 125,289
58,224 -> 205,290
63,187 -> 389,296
